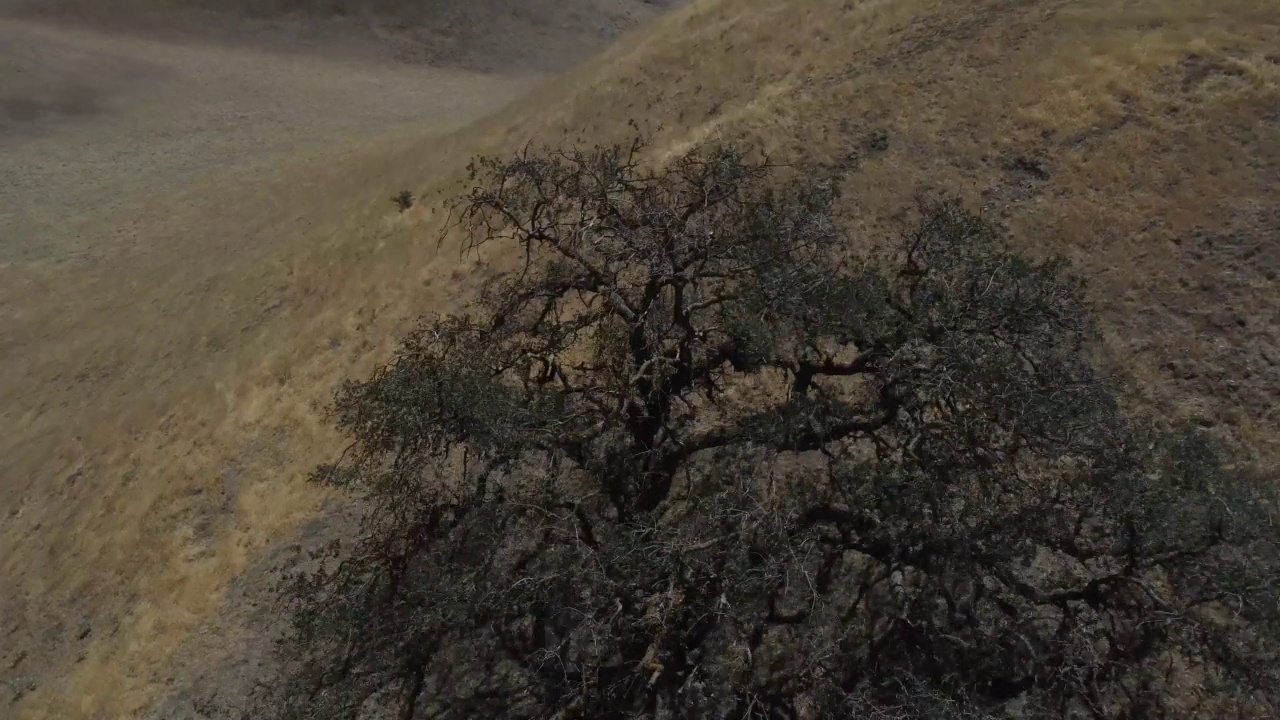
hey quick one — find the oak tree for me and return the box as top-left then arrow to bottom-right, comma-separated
253,136 -> 1279,720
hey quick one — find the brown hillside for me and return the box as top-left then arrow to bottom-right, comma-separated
4,0 -> 683,70
3,0 -> 1277,717
0,2 -> 674,717
474,0 -> 1280,459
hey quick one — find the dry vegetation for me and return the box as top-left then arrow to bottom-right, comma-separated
1,0 -> 1277,717
5,0 -> 680,71
253,137 -> 1277,718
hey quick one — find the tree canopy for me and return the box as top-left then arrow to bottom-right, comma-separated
250,136 -> 1280,720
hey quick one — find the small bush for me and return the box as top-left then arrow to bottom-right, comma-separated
392,189 -> 415,212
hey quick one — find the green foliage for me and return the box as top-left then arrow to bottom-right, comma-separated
249,136 -> 1280,720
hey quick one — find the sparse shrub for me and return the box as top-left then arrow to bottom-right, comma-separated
392,189 -> 415,212
250,136 -> 1280,719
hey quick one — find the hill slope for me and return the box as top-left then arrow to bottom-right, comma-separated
333,0 -> 1280,463
0,18 -> 532,717
486,0 -> 1280,453
4,0 -> 1278,717
0,3 -> 676,718
3,0 -> 683,71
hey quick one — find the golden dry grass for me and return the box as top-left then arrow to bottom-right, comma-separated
1,18 -> 533,715
3,0 -> 1278,717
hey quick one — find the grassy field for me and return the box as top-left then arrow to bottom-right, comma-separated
2,0 -> 1277,717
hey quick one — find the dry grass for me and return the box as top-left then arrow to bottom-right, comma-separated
3,0 -> 677,72
0,135 -> 488,716
455,0 -> 1279,469
0,17 -> 533,716
2,0 -> 1278,717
